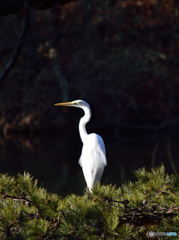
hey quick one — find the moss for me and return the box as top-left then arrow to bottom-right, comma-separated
0,166 -> 178,239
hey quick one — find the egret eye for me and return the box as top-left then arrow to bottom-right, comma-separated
77,101 -> 82,106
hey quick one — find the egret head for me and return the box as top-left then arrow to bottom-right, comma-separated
54,99 -> 90,109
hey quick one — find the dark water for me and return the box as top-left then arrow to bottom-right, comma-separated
0,130 -> 178,196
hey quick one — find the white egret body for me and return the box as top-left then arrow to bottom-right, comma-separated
54,100 -> 107,192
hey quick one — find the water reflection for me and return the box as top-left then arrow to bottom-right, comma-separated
0,131 -> 178,196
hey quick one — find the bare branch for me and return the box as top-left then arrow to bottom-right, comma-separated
167,133 -> 177,174
1,193 -> 39,218
151,142 -> 159,168
0,0 -> 76,17
0,1 -> 29,88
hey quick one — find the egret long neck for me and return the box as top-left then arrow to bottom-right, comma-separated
79,107 -> 91,144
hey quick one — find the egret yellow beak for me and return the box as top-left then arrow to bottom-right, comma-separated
54,101 -> 75,107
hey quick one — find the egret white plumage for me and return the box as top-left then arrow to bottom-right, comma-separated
54,100 -> 107,192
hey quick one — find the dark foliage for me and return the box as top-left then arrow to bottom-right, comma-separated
0,0 -> 178,134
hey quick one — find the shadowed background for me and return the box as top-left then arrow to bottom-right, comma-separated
0,0 -> 178,195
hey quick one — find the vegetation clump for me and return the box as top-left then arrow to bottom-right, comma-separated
0,166 -> 178,240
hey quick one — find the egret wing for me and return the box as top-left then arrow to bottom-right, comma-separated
79,133 -> 107,190
79,133 -> 107,166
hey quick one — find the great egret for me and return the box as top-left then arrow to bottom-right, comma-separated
54,100 -> 107,192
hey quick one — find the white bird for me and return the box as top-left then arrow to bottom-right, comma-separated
54,100 -> 107,192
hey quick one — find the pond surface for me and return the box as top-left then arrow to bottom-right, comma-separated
0,130 -> 178,196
